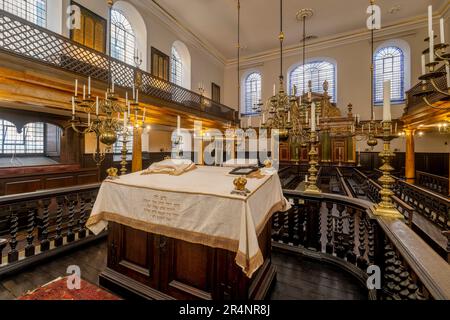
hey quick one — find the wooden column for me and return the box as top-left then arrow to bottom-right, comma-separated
405,129 -> 415,183
132,127 -> 143,172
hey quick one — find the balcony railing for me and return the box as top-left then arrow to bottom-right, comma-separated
0,10 -> 238,123
0,179 -> 449,299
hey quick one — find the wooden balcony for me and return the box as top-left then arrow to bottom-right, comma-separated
0,10 -> 238,125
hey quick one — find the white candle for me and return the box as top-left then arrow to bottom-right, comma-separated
446,63 -> 450,90
126,92 -> 128,105
440,18 -> 445,44
428,5 -> 433,39
311,102 -> 316,131
383,80 -> 391,121
88,76 -> 91,96
123,112 -> 128,129
308,91 -> 312,102
72,96 -> 75,115
132,84 -> 135,100
112,76 -> 115,92
117,112 -> 120,121
177,115 -> 181,135
128,101 -> 131,115
74,79 -> 78,97
273,84 -> 276,96
287,111 -> 291,123
247,116 -> 251,128
369,123 -> 371,133
372,111 -> 376,121
305,175 -> 308,183
96,96 -> 99,115
430,30 -> 435,63
262,113 -> 266,124
88,112 -> 91,126
83,85 -> 86,100
395,122 -> 398,133
421,54 -> 426,75
136,89 -> 139,103
317,115 -> 320,126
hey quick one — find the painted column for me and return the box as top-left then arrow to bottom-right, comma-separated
132,127 -> 143,172
404,129 -> 415,183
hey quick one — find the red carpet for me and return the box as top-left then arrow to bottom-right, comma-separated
18,277 -> 121,300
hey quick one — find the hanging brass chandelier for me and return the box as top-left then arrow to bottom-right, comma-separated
260,0 -> 297,141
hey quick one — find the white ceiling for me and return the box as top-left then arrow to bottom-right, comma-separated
154,0 -> 447,60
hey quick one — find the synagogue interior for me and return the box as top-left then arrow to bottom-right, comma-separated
0,0 -> 449,302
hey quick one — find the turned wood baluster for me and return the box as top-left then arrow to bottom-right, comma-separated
281,206 -> 291,244
78,193 -> 89,239
66,195 -> 76,243
346,206 -> 356,264
272,212 -> 281,241
335,203 -> 346,258
54,196 -> 64,247
315,201 -> 322,252
325,201 -> 334,254
298,201 -> 306,246
368,221 -> 375,265
25,201 -> 37,257
356,209 -> 368,269
7,204 -> 20,263
40,199 -> 51,252
292,199 -> 301,246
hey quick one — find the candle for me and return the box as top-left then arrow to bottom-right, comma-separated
430,30 -> 435,63
308,91 -> 312,102
136,89 -> 139,103
428,5 -> 433,39
96,96 -> 99,115
72,96 -> 75,115
262,113 -> 266,124
395,122 -> 398,133
112,76 -> 115,92
88,112 -> 91,126
317,115 -> 320,126
287,111 -> 291,123
311,102 -> 316,131
123,112 -> 128,130
440,18 -> 445,44
83,85 -> 86,100
117,112 -> 120,121
88,76 -> 91,96
369,123 -> 371,133
247,116 -> 251,128
372,111 -> 376,121
177,115 -> 181,135
421,54 -> 426,76
305,175 -> 308,183
383,80 -> 392,122
132,84 -> 135,100
273,84 -> 276,96
74,79 -> 78,97
143,108 -> 146,122
128,101 -> 131,115
361,124 -> 364,134
446,63 -> 450,90
126,92 -> 128,105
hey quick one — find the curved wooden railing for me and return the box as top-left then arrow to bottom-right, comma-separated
273,190 -> 450,300
0,10 -> 237,123
416,171 -> 449,197
0,183 -> 104,278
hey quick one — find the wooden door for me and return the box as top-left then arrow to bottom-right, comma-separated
332,140 -> 346,163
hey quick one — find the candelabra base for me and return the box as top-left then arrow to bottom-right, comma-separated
304,184 -> 321,194
373,205 -> 403,219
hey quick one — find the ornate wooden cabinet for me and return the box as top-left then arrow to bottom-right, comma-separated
100,221 -> 276,300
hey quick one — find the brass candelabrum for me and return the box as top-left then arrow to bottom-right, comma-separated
305,129 -> 321,194
120,127 -> 130,176
373,121 -> 403,219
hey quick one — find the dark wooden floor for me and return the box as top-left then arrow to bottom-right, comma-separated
0,240 -> 367,300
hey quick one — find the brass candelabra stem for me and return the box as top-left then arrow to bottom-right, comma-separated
374,121 -> 402,219
120,130 -> 129,176
305,130 -> 321,194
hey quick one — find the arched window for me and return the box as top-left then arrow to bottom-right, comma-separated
171,46 -> 183,86
243,72 -> 262,115
110,9 -> 136,66
0,0 -> 46,26
374,46 -> 405,104
289,61 -> 336,102
0,120 -> 44,154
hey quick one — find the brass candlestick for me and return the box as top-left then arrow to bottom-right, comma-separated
305,130 -> 321,194
120,130 -> 129,176
374,121 -> 402,219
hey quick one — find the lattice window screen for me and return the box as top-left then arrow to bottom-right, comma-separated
110,9 -> 136,66
0,120 -> 44,154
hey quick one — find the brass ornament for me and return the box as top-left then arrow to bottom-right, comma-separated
106,167 -> 119,179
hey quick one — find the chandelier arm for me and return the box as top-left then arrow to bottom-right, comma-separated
434,51 -> 450,62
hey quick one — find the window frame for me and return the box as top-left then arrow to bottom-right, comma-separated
171,46 -> 183,86
110,9 -> 136,66
242,72 -> 262,116
288,60 -> 337,103
373,46 -> 405,105
0,120 -> 45,155
0,0 -> 47,27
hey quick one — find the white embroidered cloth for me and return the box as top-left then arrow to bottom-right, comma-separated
87,166 -> 289,277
